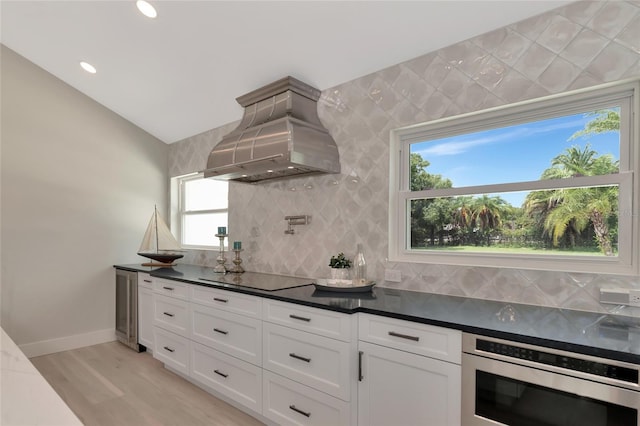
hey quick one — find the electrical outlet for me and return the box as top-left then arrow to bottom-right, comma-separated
384,269 -> 402,282
629,290 -> 640,306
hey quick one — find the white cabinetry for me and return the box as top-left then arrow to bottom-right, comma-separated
189,286 -> 264,414
152,278 -> 191,376
137,272 -> 154,350
358,314 -> 462,426
154,326 -> 190,376
262,299 -> 356,426
191,341 -> 262,413
145,275 -> 463,426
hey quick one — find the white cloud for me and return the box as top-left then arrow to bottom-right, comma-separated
413,116 -> 587,158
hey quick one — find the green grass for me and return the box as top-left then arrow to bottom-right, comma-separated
413,245 -> 612,256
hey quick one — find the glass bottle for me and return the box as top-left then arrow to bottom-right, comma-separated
354,243 -> 367,284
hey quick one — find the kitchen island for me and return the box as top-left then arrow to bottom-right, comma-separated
1,328 -> 82,425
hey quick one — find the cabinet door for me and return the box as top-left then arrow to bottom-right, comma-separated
191,342 -> 262,414
263,370 -> 351,426
154,327 -> 190,376
191,303 -> 262,366
358,341 -> 461,426
153,294 -> 189,336
138,285 -> 154,350
263,322 -> 351,401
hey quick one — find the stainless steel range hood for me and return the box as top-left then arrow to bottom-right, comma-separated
203,76 -> 340,184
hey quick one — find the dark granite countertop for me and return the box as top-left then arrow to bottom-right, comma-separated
115,263 -> 640,364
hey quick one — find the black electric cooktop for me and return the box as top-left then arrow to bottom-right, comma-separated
196,271 -> 315,292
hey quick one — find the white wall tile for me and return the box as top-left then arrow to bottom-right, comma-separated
170,0 -> 640,317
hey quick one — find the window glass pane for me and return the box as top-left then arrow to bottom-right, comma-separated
183,212 -> 228,246
410,108 -> 621,189
184,178 -> 228,211
410,186 -> 618,256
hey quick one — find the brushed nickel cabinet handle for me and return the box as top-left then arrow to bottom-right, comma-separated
162,286 -> 174,291
388,331 -> 420,342
214,370 -> 228,378
289,353 -> 311,363
213,297 -> 228,303
213,328 -> 228,335
289,405 -> 311,418
163,312 -> 174,317
143,279 -> 152,283
289,314 -> 311,322
358,350 -> 364,381
163,346 -> 175,353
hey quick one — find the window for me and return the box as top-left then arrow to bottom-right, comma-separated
389,79 -> 639,275
172,173 -> 228,249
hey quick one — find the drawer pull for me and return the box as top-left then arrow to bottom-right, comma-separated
213,328 -> 228,335
289,353 -> 311,363
213,297 -> 228,303
388,331 -> 420,342
289,405 -> 311,418
143,279 -> 152,283
163,346 -> 175,353
289,314 -> 311,322
163,312 -> 174,317
162,286 -> 174,291
214,369 -> 228,378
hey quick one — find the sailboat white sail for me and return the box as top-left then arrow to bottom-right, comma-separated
138,206 -> 184,266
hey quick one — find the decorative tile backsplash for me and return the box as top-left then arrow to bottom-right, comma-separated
169,0 -> 640,317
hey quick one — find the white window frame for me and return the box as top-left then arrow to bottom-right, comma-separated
171,172 -> 228,250
389,79 -> 639,275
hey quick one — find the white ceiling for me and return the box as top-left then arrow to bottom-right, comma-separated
1,1 -> 570,143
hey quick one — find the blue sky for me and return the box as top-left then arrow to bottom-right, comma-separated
411,109 -> 620,207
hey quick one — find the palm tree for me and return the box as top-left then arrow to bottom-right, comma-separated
569,109 -> 620,140
525,108 -> 621,255
527,145 -> 619,255
469,195 -> 510,246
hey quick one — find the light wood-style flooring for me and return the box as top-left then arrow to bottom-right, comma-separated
30,341 -> 265,426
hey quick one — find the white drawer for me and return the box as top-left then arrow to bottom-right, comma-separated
154,327 -> 190,376
153,294 -> 189,336
138,272 -> 153,289
263,370 -> 351,426
263,322 -> 351,401
191,286 -> 262,318
358,314 -> 461,364
191,342 -> 262,414
153,278 -> 189,300
191,303 -> 262,366
263,299 -> 351,342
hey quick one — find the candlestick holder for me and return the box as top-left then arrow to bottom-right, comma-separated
230,249 -> 245,274
213,233 -> 228,273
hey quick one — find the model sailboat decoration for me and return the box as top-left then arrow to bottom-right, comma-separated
138,206 -> 184,266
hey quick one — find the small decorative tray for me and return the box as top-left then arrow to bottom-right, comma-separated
313,279 -> 376,293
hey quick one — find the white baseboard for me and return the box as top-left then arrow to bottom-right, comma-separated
19,328 -> 117,358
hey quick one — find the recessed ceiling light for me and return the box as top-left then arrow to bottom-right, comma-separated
80,61 -> 97,74
136,0 -> 157,18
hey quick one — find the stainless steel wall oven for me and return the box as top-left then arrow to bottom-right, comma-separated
462,333 -> 639,426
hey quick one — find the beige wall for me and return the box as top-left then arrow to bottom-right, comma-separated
169,0 -> 640,317
1,45 -> 169,353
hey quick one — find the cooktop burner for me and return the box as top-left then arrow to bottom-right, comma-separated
197,271 -> 314,292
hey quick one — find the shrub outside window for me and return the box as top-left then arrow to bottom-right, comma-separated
389,79 -> 639,275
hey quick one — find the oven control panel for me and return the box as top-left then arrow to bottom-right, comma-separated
476,339 -> 638,384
